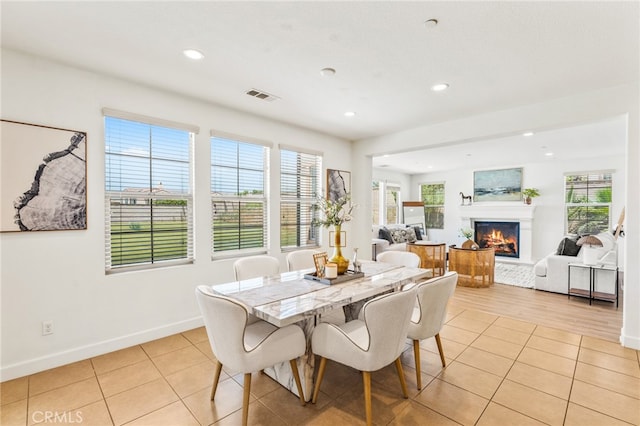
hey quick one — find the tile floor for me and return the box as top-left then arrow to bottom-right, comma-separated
2,306 -> 639,425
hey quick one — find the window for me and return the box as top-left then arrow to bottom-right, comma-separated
280,148 -> 321,249
211,134 -> 269,255
421,183 -> 445,229
105,113 -> 195,271
385,183 -> 401,224
565,172 -> 612,234
372,181 -> 380,224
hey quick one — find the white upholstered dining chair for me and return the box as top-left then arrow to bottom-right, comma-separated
407,271 -> 458,389
233,255 -> 280,281
195,285 -> 306,426
311,286 -> 418,426
286,249 -> 322,271
376,251 -> 420,268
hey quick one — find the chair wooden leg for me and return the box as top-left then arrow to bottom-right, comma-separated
312,357 -> 327,404
289,359 -> 306,406
394,357 -> 409,398
412,339 -> 422,390
435,333 -> 446,367
362,371 -> 372,426
210,361 -> 223,401
242,373 -> 251,426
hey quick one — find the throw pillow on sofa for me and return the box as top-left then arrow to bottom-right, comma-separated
378,227 -> 394,244
390,227 -> 417,244
556,236 -> 580,256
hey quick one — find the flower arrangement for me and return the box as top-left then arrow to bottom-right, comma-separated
312,193 -> 354,227
459,227 -> 473,239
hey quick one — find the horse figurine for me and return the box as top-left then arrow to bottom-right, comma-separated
460,192 -> 472,205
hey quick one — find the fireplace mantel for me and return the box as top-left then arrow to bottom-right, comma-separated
460,204 -> 536,264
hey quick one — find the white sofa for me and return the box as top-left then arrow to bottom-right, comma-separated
534,232 -> 617,294
372,224 -> 423,258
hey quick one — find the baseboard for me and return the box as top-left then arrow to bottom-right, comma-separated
0,316 -> 204,382
620,327 -> 640,350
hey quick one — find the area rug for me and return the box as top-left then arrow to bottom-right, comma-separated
494,262 -> 535,288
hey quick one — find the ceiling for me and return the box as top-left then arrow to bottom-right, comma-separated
1,2 -> 638,174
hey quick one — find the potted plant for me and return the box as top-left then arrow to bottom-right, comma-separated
522,188 -> 540,205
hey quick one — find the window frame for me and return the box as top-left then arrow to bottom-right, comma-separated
564,171 -> 612,235
420,182 -> 445,229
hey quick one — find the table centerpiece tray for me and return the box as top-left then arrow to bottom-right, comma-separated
304,270 -> 364,285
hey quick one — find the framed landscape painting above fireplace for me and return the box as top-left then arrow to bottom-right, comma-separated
473,167 -> 522,202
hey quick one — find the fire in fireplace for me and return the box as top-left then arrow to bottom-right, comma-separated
474,221 -> 520,258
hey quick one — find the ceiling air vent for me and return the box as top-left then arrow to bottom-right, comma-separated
245,88 -> 280,102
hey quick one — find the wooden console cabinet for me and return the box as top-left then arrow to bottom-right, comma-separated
448,247 -> 495,287
407,242 -> 446,277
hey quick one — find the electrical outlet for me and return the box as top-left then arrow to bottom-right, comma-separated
42,321 -> 53,335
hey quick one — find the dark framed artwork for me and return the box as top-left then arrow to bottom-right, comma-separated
1,119 -> 87,232
473,167 -> 522,202
326,169 -> 350,202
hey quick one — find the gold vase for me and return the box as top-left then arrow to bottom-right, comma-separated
330,224 -> 349,275
461,238 -> 479,250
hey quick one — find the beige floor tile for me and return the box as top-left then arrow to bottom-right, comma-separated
578,347 -> 640,378
1,376 -> 28,405
260,385 -> 332,425
29,360 -> 95,396
182,379 -> 250,425
1,398 -> 27,426
215,399 -> 287,426
389,401 -> 460,426
304,402 -> 366,426
71,400 -> 113,426
97,359 -> 161,397
231,371 -> 283,399
492,379 -> 567,426
414,378 -> 489,425
564,402 -> 632,426
165,360 -> 224,399
574,361 -> 640,399
105,378 -> 178,425
570,379 -> 640,425
446,316 -> 491,334
91,346 -> 148,375
456,309 -> 499,324
506,361 -> 573,400
437,360 -> 502,399
476,402 -> 547,426
456,346 -> 514,377
581,335 -> 638,360
493,316 -> 537,334
308,359 -> 361,400
181,326 -> 209,345
28,378 -> 103,424
482,324 -> 532,345
440,324 -> 480,345
125,400 -> 199,426
368,362 -> 425,399
517,347 -> 576,377
150,345 -> 209,376
533,325 -> 582,346
140,334 -> 191,358
420,336 -> 467,361
526,335 -> 580,359
470,334 -> 524,359
194,340 -> 216,361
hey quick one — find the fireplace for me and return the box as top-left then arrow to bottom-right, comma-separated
474,221 -> 520,258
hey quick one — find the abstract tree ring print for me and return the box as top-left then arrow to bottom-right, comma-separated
1,120 -> 87,232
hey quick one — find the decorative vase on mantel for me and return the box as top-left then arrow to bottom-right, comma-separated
461,238 -> 479,250
330,224 -> 350,275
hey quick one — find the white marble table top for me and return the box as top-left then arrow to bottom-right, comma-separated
208,262 -> 431,327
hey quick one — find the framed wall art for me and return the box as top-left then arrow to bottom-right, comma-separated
473,167 -> 522,202
1,119 -> 87,232
326,169 -> 350,202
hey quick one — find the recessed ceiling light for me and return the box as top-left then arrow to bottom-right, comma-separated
344,111 -> 356,117
431,83 -> 449,92
427,165 -> 433,169
183,49 -> 204,60
424,19 -> 439,29
522,132 -> 534,137
545,152 -> 554,157
320,67 -> 336,77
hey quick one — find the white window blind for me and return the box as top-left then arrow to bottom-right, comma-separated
105,115 -> 194,271
211,135 -> 269,255
280,148 -> 321,250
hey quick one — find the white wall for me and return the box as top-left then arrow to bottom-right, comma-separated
410,155 -> 625,262
351,83 -> 639,349
0,49 -> 352,380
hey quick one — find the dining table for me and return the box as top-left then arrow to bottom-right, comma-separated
207,261 -> 431,401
